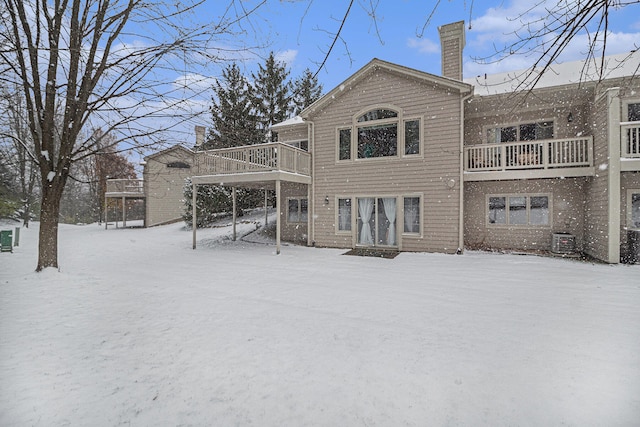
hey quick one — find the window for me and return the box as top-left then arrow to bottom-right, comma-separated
287,198 -> 308,223
403,197 -> 421,234
628,103 -> 640,122
337,198 -> 352,232
487,121 -> 554,143
287,140 -> 308,151
338,107 -> 422,161
357,123 -> 398,158
167,161 -> 190,169
339,128 -> 351,160
629,191 -> 640,228
404,120 -> 420,155
488,195 -> 549,226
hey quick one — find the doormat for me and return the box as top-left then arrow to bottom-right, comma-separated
343,248 -> 400,259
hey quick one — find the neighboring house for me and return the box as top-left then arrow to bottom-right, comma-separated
111,21 -> 640,263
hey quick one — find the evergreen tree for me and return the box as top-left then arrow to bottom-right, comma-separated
291,68 -> 323,116
251,52 -> 292,142
205,63 -> 261,150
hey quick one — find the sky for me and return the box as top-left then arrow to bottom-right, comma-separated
163,0 -> 640,143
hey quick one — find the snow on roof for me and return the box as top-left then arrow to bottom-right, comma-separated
271,115 -> 305,129
466,50 -> 640,96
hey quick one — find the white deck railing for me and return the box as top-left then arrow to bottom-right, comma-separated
621,122 -> 640,158
195,142 -> 311,176
464,137 -> 593,172
105,179 -> 144,194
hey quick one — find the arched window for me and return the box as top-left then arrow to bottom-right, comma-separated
337,107 -> 422,161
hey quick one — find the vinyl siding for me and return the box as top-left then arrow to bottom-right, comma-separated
464,178 -> 587,251
583,91 -> 612,261
307,68 -> 463,253
144,148 -> 194,226
280,182 -> 309,244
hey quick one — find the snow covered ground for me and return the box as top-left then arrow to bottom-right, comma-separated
1,214 -> 639,426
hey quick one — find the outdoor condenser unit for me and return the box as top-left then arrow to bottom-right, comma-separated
551,232 -> 576,254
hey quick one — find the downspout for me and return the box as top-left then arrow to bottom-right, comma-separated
459,91 -> 473,254
306,119 -> 316,246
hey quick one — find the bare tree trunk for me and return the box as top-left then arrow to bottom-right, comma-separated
37,182 -> 64,271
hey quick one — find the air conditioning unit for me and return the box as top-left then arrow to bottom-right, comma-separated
551,232 -> 575,254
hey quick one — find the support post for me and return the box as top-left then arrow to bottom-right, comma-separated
122,196 -> 127,228
232,186 -> 237,241
276,179 -> 281,254
192,181 -> 197,249
264,189 -> 268,226
105,197 -> 108,229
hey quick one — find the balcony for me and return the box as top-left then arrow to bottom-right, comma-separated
464,137 -> 594,181
195,142 -> 310,177
105,179 -> 145,197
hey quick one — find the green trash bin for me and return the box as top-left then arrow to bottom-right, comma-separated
1,230 -> 13,253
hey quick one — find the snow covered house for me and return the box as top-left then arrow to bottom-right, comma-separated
130,21 -> 640,263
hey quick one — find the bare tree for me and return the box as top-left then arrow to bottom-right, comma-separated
0,0 -> 267,271
0,86 -> 39,227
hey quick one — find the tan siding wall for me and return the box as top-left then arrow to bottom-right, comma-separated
144,149 -> 194,226
280,182 -> 309,244
464,178 -> 587,251
309,69 -> 463,253
276,125 -> 308,142
464,90 -> 593,145
620,172 -> 640,259
583,92 -> 611,261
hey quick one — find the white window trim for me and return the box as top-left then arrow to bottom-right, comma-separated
622,99 -> 640,123
483,119 -> 555,144
286,197 -> 308,224
627,188 -> 640,229
401,194 -> 423,238
485,193 -> 553,228
335,196 -> 354,235
336,127 -> 353,163
402,116 -> 424,158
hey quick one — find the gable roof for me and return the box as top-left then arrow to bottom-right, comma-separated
299,58 -> 473,119
144,144 -> 194,162
466,50 -> 640,96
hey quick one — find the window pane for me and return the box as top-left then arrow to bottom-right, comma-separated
530,196 -> 549,225
339,129 -> 351,160
536,121 -> 554,140
404,197 -> 420,233
357,109 -> 398,122
357,123 -> 398,158
629,103 -> 640,122
632,193 -> 640,228
338,198 -> 352,231
487,128 -> 500,144
288,199 -> 299,222
501,126 -> 517,142
520,123 -> 536,141
509,196 -> 527,225
489,197 -> 506,224
300,199 -> 308,222
299,140 -> 308,151
405,120 -> 420,155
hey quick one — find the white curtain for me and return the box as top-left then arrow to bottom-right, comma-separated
339,203 -> 349,230
382,198 -> 396,245
405,206 -> 417,233
358,198 -> 374,245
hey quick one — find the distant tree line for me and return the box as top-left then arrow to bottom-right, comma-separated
184,52 -> 323,227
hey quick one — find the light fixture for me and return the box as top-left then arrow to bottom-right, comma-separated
324,196 -> 329,205
567,112 -> 573,123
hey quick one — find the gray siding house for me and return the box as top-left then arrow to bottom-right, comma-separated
114,21 -> 640,263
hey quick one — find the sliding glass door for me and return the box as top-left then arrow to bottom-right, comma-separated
357,197 -> 397,247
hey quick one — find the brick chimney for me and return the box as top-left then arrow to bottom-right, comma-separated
438,21 -> 465,81
194,125 -> 205,148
